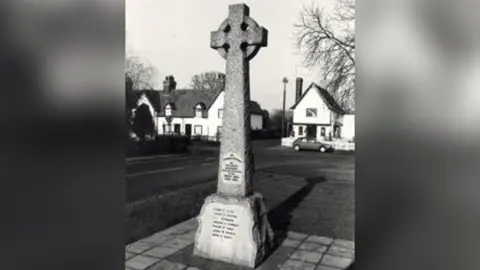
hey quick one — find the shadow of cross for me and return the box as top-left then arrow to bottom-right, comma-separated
210,4 -> 268,60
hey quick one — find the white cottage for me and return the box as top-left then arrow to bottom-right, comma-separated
133,76 -> 264,140
290,78 -> 347,141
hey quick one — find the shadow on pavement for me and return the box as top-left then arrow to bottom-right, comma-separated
265,176 -> 327,254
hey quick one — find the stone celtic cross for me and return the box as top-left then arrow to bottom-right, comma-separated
194,4 -> 272,267
211,3 -> 268,197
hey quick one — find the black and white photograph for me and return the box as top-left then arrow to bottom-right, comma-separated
126,0 -> 354,269
6,0 -> 480,270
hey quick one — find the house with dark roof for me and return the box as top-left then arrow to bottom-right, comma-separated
133,76 -> 264,140
290,77 -> 352,141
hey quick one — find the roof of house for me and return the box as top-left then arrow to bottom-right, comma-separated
136,88 -> 264,117
290,83 -> 345,114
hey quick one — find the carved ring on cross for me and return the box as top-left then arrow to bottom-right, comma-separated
211,16 -> 268,61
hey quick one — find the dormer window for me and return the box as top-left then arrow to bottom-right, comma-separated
165,104 -> 172,117
195,103 -> 205,118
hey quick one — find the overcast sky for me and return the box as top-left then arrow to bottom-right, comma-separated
126,0 -> 335,111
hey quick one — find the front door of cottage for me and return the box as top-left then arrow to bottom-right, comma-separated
185,124 -> 192,136
306,124 -> 317,139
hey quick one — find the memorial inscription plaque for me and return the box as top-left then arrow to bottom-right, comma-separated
220,153 -> 244,184
212,206 -> 239,240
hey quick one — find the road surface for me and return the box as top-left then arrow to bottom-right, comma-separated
126,140 -> 353,203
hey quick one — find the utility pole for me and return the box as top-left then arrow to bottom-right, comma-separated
282,77 -> 288,138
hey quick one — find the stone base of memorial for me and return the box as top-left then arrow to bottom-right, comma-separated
193,193 -> 274,268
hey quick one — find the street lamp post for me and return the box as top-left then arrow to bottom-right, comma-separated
282,77 -> 288,138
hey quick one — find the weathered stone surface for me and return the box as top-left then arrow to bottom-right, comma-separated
148,260 -> 187,270
177,230 -> 197,242
193,193 -> 273,268
332,239 -> 354,250
298,242 -> 328,253
143,246 -> 179,259
289,250 -> 323,264
281,238 -> 302,248
125,252 -> 135,261
280,259 -> 316,270
163,237 -> 194,250
286,231 -> 308,241
256,246 -> 295,270
315,265 -> 340,270
125,255 -> 160,270
326,245 -> 354,258
126,241 -> 153,254
305,236 -> 333,246
210,3 -> 268,198
320,254 -> 353,269
193,3 -> 271,269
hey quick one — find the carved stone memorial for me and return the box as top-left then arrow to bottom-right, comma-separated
193,3 -> 273,268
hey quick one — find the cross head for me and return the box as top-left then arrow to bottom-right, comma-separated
210,4 -> 268,60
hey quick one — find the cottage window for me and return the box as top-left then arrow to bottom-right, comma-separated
195,108 -> 202,118
194,125 -> 203,135
165,104 -> 172,117
195,104 -> 204,118
218,109 -> 223,119
321,127 -> 326,136
306,108 -> 317,117
299,126 -> 303,136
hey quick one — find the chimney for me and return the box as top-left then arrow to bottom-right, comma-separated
295,77 -> 303,102
163,75 -> 177,93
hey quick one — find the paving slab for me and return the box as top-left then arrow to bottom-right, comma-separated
320,254 -> 353,269
290,250 -> 323,264
305,236 -> 334,246
148,260 -> 187,270
281,238 -> 303,248
280,259 -> 316,270
126,255 -> 160,270
315,265 -> 341,270
143,246 -> 179,259
326,245 -> 355,258
298,242 -> 328,253
286,232 -> 308,241
332,239 -> 355,250
126,242 -> 154,254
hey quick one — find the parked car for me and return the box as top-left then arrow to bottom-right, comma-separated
292,137 -> 334,153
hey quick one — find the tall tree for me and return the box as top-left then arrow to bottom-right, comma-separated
294,0 -> 355,112
190,71 -> 225,92
269,109 -> 293,130
126,55 -> 155,91
125,55 -> 156,136
261,109 -> 270,129
132,104 -> 154,141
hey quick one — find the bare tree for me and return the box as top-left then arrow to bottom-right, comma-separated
191,71 -> 225,92
269,109 -> 293,130
294,0 -> 355,112
125,55 -> 155,91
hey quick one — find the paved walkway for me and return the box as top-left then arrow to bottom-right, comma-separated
125,153 -> 354,269
126,217 -> 354,270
